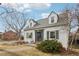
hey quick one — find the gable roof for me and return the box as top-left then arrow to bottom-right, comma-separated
37,18 -> 49,26
29,19 -> 38,24
24,12 -> 69,31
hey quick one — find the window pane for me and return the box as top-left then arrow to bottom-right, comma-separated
26,33 -> 32,38
50,32 -> 55,38
30,22 -> 32,27
26,33 -> 29,38
51,17 -> 54,23
29,33 -> 32,38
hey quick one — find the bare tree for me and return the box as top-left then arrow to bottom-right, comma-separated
0,8 -> 27,41
72,4 -> 79,46
67,4 -> 79,49
62,7 -> 72,49
62,6 -> 77,50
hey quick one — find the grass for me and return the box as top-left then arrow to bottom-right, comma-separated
0,44 -> 53,56
72,44 -> 79,49
13,48 -> 53,56
0,44 -> 79,56
0,44 -> 25,49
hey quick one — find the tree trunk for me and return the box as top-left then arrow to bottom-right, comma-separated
17,32 -> 22,45
74,33 -> 77,45
70,34 -> 76,49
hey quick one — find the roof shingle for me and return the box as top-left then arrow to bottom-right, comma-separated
24,12 -> 69,31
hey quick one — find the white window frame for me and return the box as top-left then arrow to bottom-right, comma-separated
48,30 -> 59,40
26,32 -> 32,38
49,31 -> 56,39
50,16 -> 54,23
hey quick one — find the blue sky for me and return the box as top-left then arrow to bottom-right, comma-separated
25,3 -> 77,20
23,3 -> 77,20
0,3 -> 77,32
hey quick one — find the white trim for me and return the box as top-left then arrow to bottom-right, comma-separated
49,12 -> 58,24
49,31 -> 57,40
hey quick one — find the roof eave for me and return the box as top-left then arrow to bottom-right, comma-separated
24,24 -> 68,31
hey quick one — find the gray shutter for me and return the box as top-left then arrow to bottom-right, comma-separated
47,31 -> 49,40
56,30 -> 59,39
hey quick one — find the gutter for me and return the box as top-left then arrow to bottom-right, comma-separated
24,24 -> 68,31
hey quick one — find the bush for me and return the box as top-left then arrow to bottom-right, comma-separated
36,40 -> 65,53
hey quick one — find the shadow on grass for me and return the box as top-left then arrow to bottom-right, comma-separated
0,49 -> 21,56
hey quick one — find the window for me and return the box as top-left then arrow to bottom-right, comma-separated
29,33 -> 32,38
30,23 -> 32,27
51,16 -> 54,23
50,32 -> 55,38
26,33 -> 32,38
26,33 -> 29,38
49,30 -> 59,39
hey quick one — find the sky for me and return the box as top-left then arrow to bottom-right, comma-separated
0,3 -> 78,32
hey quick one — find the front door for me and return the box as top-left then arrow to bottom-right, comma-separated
35,30 -> 43,42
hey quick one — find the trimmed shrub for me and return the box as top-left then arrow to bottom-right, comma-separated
36,40 -> 65,53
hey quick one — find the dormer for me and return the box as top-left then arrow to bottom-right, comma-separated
48,11 -> 58,24
27,19 -> 37,28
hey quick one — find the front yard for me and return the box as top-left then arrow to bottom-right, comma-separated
0,44 -> 53,56
0,44 -> 79,56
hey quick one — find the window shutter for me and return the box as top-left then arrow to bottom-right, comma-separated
47,31 -> 49,40
56,30 -> 59,39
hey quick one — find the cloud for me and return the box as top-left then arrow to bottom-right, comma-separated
23,4 -> 30,8
1,3 -> 30,12
23,9 -> 32,12
23,3 -> 51,9
29,3 -> 51,8
41,13 -> 49,18
46,4 -> 51,7
1,3 -> 51,12
56,12 -> 62,14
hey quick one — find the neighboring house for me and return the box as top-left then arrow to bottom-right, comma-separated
24,11 -> 69,49
2,30 -> 18,41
